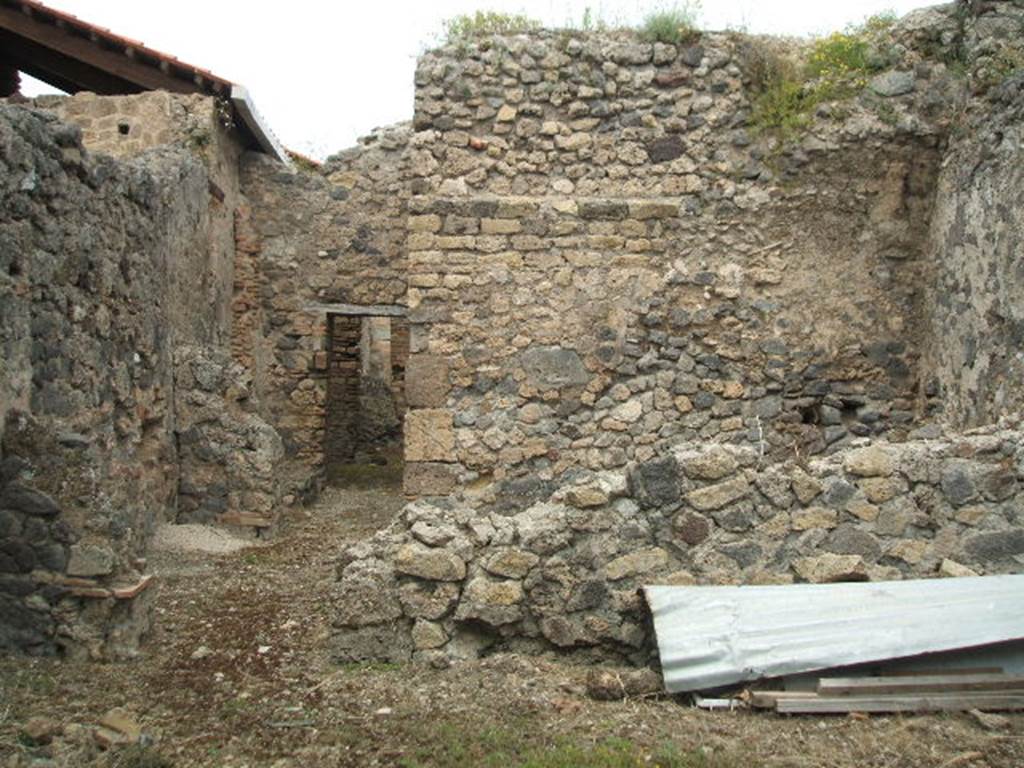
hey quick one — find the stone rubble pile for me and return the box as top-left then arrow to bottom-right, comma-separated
333,419 -> 1023,663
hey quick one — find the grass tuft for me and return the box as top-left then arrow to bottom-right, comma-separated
639,4 -> 702,45
443,11 -> 541,43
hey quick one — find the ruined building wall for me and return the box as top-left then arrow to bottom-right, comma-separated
236,128 -> 411,480
37,91 -> 244,348
925,75 -> 1024,427
0,95 -> 284,656
403,30 -> 948,503
334,4 -> 1024,664
0,105 -> 209,656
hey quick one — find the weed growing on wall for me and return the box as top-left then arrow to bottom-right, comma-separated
974,45 -> 1024,91
746,11 -> 898,140
639,3 -> 702,45
443,11 -> 541,43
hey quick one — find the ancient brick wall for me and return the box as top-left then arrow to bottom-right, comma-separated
36,91 -> 244,348
402,29 -> 947,503
333,1 -> 1024,666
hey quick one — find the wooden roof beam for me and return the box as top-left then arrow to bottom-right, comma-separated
0,4 -> 197,94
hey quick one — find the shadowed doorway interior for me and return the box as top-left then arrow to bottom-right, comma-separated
325,312 -> 408,488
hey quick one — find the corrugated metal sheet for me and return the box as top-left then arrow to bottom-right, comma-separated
645,575 -> 1024,693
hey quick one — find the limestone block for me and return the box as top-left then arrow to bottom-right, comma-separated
412,619 -> 448,650
481,218 -> 521,234
792,553 -> 868,583
67,544 -> 115,577
408,214 -> 442,232
679,446 -> 739,481
483,548 -> 539,579
610,399 -> 643,423
938,559 -> 979,578
686,477 -> 751,511
791,507 -> 838,531
455,577 -> 524,626
398,581 -> 460,620
564,484 -> 609,509
858,476 -> 904,504
394,543 -> 465,581
404,409 -> 456,462
844,446 -> 895,477
404,462 -> 458,497
887,539 -> 929,565
791,469 -> 823,503
603,547 -> 669,581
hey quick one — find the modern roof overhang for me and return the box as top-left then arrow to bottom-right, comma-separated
0,0 -> 290,164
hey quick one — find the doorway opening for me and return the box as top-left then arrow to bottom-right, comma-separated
325,311 -> 408,488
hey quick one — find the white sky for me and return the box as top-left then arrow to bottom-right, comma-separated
19,0 -> 937,159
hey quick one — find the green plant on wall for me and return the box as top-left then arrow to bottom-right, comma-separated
443,11 -> 541,43
746,11 -> 897,140
639,3 -> 702,45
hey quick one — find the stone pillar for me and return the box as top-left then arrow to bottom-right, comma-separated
360,316 -> 392,383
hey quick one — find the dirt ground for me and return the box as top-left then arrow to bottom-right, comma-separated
1,482 -> 1022,768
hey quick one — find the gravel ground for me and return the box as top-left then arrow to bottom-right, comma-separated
150,524 -> 263,556
1,483 -> 1022,768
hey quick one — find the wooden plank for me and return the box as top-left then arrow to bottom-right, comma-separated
750,691 -> 819,709
777,693 -> 1024,714
818,674 -> 1024,696
883,667 -> 1004,677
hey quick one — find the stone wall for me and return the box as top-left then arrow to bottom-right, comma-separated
235,127 -> 411,480
925,74 -> 1024,427
0,105 -> 213,656
335,1 -> 1024,666
403,27 -> 951,501
333,419 -> 1024,664
0,95 -> 286,656
173,346 -> 284,529
36,91 -> 244,348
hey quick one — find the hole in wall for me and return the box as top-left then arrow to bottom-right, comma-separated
117,122 -> 130,136
800,405 -> 820,425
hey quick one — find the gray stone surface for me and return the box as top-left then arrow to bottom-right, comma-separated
519,347 -> 591,390
870,70 -> 916,96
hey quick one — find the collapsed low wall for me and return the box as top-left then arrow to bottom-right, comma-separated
333,419 -> 1024,664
